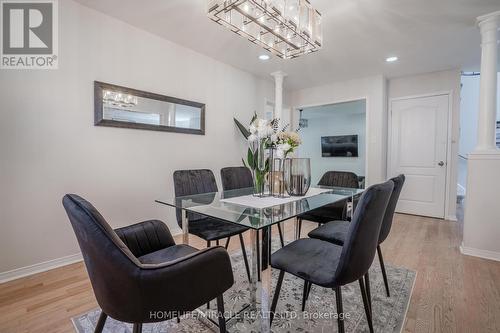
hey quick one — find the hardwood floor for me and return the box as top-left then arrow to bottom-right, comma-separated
1,214 -> 499,333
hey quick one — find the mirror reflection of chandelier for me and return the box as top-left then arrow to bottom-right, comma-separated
207,0 -> 322,59
103,90 -> 138,108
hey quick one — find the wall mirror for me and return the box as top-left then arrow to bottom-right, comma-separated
94,81 -> 205,135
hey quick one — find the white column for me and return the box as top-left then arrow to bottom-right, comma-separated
271,71 -> 287,121
475,11 -> 500,151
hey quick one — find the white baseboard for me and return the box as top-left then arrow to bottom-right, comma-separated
460,243 -> 500,262
446,214 -> 458,222
0,253 -> 83,284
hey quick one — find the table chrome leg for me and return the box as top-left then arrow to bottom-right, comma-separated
294,217 -> 301,240
182,210 -> 189,245
249,228 -> 272,332
260,226 -> 272,332
250,229 -> 259,305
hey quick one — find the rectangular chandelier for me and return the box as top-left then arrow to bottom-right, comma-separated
207,0 -> 322,59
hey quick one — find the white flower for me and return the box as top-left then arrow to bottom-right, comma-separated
280,143 -> 291,152
248,134 -> 258,142
256,127 -> 266,138
270,134 -> 278,143
276,143 -> 291,158
256,118 -> 268,128
249,124 -> 257,134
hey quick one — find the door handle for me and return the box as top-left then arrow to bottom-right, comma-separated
438,161 -> 445,166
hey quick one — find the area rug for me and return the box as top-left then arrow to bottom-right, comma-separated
72,242 -> 416,333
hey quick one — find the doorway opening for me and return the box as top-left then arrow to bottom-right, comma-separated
295,99 -> 367,188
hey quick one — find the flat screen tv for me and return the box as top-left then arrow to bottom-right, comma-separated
321,135 -> 358,157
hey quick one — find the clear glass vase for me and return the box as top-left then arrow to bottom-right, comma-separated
253,141 -> 268,197
284,158 -> 311,196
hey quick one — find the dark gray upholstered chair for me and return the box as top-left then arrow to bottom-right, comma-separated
270,180 -> 394,333
62,194 -> 233,333
308,174 -> 405,298
220,166 -> 285,247
296,171 -> 360,237
173,169 -> 251,283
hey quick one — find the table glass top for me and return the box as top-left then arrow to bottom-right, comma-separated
155,186 -> 363,229
156,186 -> 364,230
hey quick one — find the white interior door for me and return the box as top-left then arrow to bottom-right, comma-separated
389,94 -> 449,218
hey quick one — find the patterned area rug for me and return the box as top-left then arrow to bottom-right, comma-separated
72,243 -> 415,333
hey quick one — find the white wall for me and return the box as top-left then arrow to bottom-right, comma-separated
462,154 -> 500,261
0,0 -> 273,275
388,69 -> 461,221
287,75 -> 387,186
298,101 -> 366,185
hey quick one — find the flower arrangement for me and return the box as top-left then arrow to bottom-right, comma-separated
276,131 -> 302,158
234,113 -> 302,194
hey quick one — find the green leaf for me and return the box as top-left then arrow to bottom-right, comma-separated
234,117 -> 250,139
247,148 -> 255,169
250,112 -> 258,124
242,158 -> 248,168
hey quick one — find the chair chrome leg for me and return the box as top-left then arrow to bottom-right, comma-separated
225,237 -> 231,249
297,218 -> 303,239
239,233 -> 252,283
94,311 -> 107,333
216,294 -> 227,333
377,245 -> 390,297
132,323 -> 142,333
359,278 -> 374,333
365,272 -> 372,311
270,270 -> 285,324
335,286 -> 345,333
277,223 -> 285,247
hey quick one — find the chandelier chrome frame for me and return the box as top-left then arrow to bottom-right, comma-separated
208,0 -> 322,59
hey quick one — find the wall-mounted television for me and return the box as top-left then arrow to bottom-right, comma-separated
321,135 -> 358,157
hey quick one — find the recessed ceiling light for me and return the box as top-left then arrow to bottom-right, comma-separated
386,56 -> 398,62
259,54 -> 270,61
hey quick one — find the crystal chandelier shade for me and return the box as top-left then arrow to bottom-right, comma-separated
207,0 -> 322,59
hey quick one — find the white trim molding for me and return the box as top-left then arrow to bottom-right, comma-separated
460,243 -> 500,262
446,214 -> 458,222
0,253 -> 83,284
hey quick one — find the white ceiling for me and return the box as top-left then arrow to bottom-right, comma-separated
75,0 -> 500,91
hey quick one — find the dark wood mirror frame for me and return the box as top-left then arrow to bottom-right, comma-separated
94,81 -> 205,135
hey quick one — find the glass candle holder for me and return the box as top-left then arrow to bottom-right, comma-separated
284,158 -> 311,196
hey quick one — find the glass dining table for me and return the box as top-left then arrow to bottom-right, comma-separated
156,186 -> 364,332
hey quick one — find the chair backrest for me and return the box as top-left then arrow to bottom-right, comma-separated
220,166 -> 253,191
62,194 -> 142,322
318,171 -> 359,188
334,180 -> 394,285
173,169 -> 218,227
379,174 -> 405,244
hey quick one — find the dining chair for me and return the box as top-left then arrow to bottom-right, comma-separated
173,169 -> 252,283
296,171 -> 360,238
307,174 -> 406,298
63,194 -> 233,333
220,166 -> 285,247
269,180 -> 394,333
